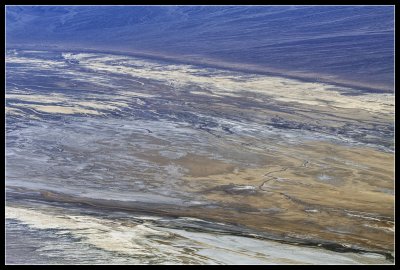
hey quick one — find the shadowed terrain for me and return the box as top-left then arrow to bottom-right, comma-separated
6,6 -> 394,92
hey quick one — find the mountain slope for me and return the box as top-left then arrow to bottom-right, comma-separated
6,6 -> 394,91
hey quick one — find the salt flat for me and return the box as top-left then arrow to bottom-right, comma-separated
5,49 -> 394,264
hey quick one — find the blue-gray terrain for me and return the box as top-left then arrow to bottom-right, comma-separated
5,6 -> 395,265
6,6 -> 394,92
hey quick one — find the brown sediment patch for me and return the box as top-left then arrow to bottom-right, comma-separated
179,140 -> 394,253
174,153 -> 236,177
136,151 -> 236,177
